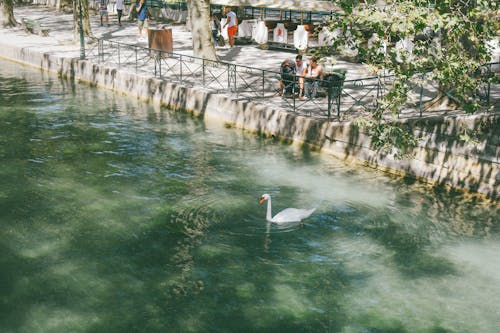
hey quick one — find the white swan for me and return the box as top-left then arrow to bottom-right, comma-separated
259,193 -> 316,224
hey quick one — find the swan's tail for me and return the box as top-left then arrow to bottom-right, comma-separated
303,207 -> 316,219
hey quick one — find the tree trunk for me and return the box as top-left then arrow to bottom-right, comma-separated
82,0 -> 91,36
186,0 -> 217,61
423,91 -> 459,111
1,0 -> 17,28
73,0 -> 93,41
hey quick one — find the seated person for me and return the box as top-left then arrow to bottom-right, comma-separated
276,58 -> 296,97
276,55 -> 309,97
303,56 -> 323,99
294,54 -> 308,99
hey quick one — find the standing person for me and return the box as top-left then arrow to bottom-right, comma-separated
223,6 -> 237,48
135,0 -> 148,41
210,13 -> 221,46
303,56 -> 323,99
116,0 -> 124,26
99,0 -> 109,27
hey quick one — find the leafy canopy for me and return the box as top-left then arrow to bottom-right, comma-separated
321,0 -> 499,156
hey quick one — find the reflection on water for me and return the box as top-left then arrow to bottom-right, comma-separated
1,60 -> 499,333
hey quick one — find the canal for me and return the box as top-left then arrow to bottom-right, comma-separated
1,60 -> 499,332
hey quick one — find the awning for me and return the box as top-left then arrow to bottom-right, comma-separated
210,0 -> 341,13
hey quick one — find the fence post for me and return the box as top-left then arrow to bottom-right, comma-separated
180,54 -> 183,83
202,58 -> 206,87
419,74 -> 424,118
262,70 -> 265,98
135,46 -> 138,73
158,52 -> 162,78
337,86 -> 342,118
228,64 -> 236,95
376,74 -> 381,109
485,63 -> 492,109
98,39 -> 104,63
327,84 -> 332,120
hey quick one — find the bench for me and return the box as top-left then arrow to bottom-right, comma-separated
21,18 -> 49,37
267,41 -> 296,52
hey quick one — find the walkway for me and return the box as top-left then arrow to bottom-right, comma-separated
1,5 -> 498,120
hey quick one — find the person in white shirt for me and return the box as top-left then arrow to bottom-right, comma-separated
276,55 -> 309,98
294,55 -> 309,99
223,6 -> 238,47
116,0 -> 124,26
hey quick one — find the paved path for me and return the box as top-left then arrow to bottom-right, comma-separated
2,5 -> 498,120
5,6 -> 368,75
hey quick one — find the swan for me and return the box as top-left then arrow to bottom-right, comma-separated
259,193 -> 316,224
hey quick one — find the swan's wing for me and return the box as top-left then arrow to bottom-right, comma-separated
272,207 -> 316,223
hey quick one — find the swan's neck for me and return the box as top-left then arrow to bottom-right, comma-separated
266,198 -> 273,222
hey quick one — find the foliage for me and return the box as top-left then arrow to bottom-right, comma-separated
322,0 -> 499,157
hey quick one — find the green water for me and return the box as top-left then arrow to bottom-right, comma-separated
0,60 -> 499,333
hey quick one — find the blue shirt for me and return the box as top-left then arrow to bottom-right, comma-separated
136,2 -> 147,21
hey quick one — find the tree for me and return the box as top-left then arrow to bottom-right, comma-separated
0,0 -> 16,27
73,0 -> 93,40
186,0 -> 217,61
322,0 -> 499,156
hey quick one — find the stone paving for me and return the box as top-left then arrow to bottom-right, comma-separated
2,5 -> 498,120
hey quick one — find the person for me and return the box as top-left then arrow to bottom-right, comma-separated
223,6 -> 238,48
294,54 -> 308,99
276,58 -> 296,97
135,0 -> 148,41
99,0 -> 109,27
210,13 -> 221,46
277,55 -> 308,98
303,56 -> 322,99
116,0 -> 124,26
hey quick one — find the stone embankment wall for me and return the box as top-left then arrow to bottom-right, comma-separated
1,43 -> 498,199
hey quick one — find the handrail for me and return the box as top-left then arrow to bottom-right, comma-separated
85,37 -> 498,120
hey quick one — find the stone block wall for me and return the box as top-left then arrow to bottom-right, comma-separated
0,43 -> 498,198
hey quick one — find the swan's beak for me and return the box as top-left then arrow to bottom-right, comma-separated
259,197 -> 265,204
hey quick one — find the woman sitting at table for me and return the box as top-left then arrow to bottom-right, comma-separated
302,56 -> 322,100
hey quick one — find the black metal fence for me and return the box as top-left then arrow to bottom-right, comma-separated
85,37 -> 498,119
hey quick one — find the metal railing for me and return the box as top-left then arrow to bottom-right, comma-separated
85,37 -> 498,119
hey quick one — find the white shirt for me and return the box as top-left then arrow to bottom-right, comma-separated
226,11 -> 237,27
116,0 -> 124,10
296,60 -> 309,76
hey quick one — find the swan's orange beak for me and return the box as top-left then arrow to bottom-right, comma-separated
259,197 -> 265,204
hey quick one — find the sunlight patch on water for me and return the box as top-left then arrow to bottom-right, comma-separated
21,307 -> 99,333
441,240 -> 500,284
271,283 -> 313,317
235,282 -> 257,299
244,154 -> 395,209
17,237 -> 69,259
336,236 -> 500,332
